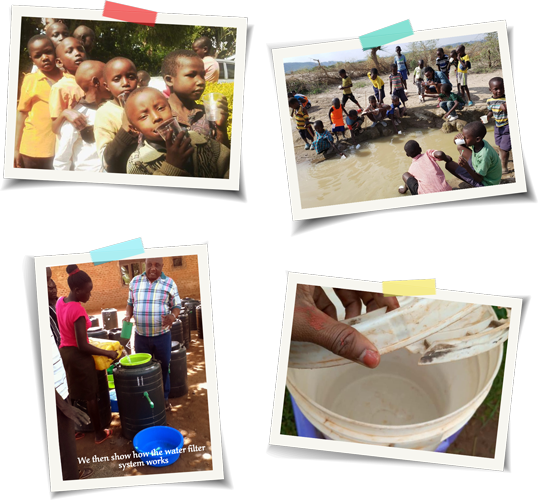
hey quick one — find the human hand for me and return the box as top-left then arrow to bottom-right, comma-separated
292,285 -> 399,368
215,96 -> 229,129
453,132 -> 464,143
107,351 -> 119,360
458,155 -> 470,169
63,109 -> 88,131
14,150 -> 23,168
123,315 -> 132,323
61,404 -> 91,427
165,130 -> 194,168
161,314 -> 175,328
121,110 -> 138,135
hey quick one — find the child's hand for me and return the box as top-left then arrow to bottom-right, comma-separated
434,150 -> 449,162
14,151 -> 23,168
215,96 -> 229,129
121,110 -> 139,136
165,130 -> 194,168
458,155 -> 470,169
63,109 -> 88,131
453,132 -> 464,143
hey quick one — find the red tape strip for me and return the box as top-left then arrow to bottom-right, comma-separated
102,1 -> 157,27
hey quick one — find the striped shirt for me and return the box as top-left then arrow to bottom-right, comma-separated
128,272 -> 181,337
51,332 -> 69,399
390,73 -> 404,90
436,55 -> 449,74
487,97 -> 508,127
294,108 -> 309,130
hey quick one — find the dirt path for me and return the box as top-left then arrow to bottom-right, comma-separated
290,69 -> 514,183
75,331 -> 212,479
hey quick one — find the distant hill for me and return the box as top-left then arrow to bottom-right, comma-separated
284,61 -> 341,74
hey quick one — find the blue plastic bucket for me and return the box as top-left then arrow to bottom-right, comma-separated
109,389 -> 118,413
290,393 -> 464,452
133,426 -> 184,467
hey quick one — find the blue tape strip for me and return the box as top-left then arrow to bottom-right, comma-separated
90,238 -> 145,265
359,20 -> 414,50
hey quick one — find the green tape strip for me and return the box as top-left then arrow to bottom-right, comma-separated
359,20 -> 414,50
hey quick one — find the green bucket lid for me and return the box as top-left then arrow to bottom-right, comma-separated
119,353 -> 152,367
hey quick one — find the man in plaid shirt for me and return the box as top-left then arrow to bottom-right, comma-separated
124,257 -> 181,410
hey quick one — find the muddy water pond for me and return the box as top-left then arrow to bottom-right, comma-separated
297,126 -> 496,209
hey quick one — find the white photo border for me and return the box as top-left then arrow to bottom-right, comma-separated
35,243 -> 223,491
272,20 -> 526,220
6,6 -> 247,191
269,271 -> 522,471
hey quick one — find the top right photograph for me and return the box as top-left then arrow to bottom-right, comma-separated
273,21 -> 526,220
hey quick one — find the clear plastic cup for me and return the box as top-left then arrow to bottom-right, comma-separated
455,138 -> 465,146
202,93 -> 224,122
155,117 -> 185,142
480,115 -> 488,124
118,92 -> 130,108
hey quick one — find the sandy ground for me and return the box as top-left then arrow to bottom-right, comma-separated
290,69 -> 515,184
74,329 -> 212,480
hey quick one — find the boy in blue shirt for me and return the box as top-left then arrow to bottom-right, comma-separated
394,46 -> 409,90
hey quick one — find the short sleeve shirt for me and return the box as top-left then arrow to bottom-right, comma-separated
367,73 -> 384,89
342,76 -> 353,95
436,55 -> 450,73
294,107 -> 309,130
458,55 -> 470,73
408,149 -> 452,195
487,97 -> 508,128
389,73 -> 403,90
128,272 -> 181,337
471,140 -> 502,186
56,297 -> 92,348
17,71 -> 58,157
49,73 -> 85,120
203,56 -> 219,83
394,54 -> 407,71
433,71 -> 450,85
414,67 -> 425,80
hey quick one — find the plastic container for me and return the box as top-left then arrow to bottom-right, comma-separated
169,345 -> 188,398
87,327 -> 108,339
133,426 -> 184,467
121,320 -> 133,340
287,344 -> 503,450
102,308 -> 118,330
119,353 -> 152,367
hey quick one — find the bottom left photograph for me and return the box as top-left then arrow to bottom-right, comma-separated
35,244 -> 222,491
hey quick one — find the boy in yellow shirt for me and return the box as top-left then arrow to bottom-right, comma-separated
338,69 -> 362,110
15,35 -> 63,169
367,68 -> 385,104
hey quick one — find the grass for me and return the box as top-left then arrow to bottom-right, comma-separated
281,388 -> 298,436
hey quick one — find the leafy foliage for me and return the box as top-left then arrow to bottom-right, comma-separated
406,39 -> 439,70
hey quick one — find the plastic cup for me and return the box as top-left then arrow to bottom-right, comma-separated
455,138 -> 465,146
155,117 -> 184,142
118,92 -> 130,108
121,320 -> 133,339
480,115 -> 488,124
202,93 -> 223,122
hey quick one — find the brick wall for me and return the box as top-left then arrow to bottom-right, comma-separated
50,256 -> 200,315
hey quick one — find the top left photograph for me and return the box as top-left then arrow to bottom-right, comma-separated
4,6 -> 246,190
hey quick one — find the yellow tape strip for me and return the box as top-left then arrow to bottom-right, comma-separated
383,279 -> 436,297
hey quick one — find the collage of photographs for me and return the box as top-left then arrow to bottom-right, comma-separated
0,2 -> 534,500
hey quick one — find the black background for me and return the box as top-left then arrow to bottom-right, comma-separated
0,1 -> 538,499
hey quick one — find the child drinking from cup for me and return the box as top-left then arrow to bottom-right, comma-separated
124,87 -> 230,178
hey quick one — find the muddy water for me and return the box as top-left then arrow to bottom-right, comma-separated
297,126 -> 495,209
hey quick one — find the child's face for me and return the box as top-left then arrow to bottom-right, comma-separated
126,89 -> 174,142
392,97 -> 400,106
457,47 -> 465,57
29,39 -> 56,73
314,123 -> 324,133
369,98 -> 377,107
463,129 -> 481,148
339,71 -> 346,78
489,80 -> 505,98
56,38 -> 86,74
290,101 -> 300,110
166,56 -> 206,101
437,49 -> 443,58
396,46 -> 401,54
104,59 -> 138,99
46,22 -> 69,47
192,40 -> 208,58
419,60 -> 424,67
391,66 -> 398,75
425,70 -> 433,80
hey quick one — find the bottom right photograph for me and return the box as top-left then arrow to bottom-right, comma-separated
272,275 -> 521,470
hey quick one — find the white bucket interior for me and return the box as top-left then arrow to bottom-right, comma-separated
289,345 -> 501,429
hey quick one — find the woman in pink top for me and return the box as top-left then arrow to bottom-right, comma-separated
57,265 -> 117,444
399,140 -> 453,195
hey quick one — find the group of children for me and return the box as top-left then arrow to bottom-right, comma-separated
15,19 -> 230,178
288,44 -> 511,188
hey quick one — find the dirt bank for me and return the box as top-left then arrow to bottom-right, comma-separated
290,70 -> 514,183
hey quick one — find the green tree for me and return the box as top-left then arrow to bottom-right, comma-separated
406,39 -> 439,69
